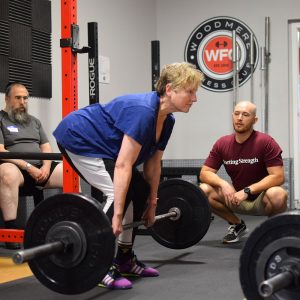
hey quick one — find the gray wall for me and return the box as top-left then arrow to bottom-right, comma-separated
0,0 -> 298,161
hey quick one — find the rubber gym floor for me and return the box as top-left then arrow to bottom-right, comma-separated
0,214 -> 266,300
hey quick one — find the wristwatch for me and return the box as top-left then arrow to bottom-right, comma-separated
244,187 -> 251,197
25,162 -> 32,171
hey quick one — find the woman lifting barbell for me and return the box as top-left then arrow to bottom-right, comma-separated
53,62 -> 204,290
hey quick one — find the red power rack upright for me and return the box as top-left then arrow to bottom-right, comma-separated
60,0 -> 80,193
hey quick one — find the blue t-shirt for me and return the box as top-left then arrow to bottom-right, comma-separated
53,92 -> 175,166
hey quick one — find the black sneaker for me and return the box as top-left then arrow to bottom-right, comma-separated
223,220 -> 248,244
118,253 -> 159,277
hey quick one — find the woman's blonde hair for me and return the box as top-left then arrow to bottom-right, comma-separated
155,62 -> 204,96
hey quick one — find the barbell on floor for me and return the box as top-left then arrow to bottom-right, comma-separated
12,178 -> 211,295
239,210 -> 300,300
13,207 -> 181,265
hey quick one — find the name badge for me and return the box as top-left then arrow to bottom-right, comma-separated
7,126 -> 19,133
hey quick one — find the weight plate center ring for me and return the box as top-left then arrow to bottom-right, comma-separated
45,221 -> 87,268
169,207 -> 181,221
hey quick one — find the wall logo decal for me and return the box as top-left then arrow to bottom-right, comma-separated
185,16 -> 259,92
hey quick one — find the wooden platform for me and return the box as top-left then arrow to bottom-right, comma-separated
0,257 -> 32,284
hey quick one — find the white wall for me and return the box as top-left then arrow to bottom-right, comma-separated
49,0 -> 157,151
156,0 -> 300,159
1,0 -> 299,161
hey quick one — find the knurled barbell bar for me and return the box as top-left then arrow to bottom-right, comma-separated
13,208 -> 181,265
239,210 -> 300,300
12,178 -> 211,295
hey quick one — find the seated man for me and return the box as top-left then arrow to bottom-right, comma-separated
199,101 -> 288,244
0,82 -> 63,249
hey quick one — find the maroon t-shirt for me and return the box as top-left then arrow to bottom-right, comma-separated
204,130 -> 283,200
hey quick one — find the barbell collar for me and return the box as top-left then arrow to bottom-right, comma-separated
13,241 -> 65,265
123,209 -> 178,230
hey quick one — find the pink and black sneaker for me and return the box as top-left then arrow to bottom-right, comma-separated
118,254 -> 159,277
98,265 -> 132,289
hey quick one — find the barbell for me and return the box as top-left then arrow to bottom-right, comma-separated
239,210 -> 300,300
12,178 -> 211,295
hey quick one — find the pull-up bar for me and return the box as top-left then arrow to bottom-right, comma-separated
0,152 -> 62,160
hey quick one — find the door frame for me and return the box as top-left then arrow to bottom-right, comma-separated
288,20 -> 300,208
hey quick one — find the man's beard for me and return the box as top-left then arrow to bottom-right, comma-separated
7,107 -> 31,125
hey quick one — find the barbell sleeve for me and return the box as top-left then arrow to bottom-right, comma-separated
259,271 -> 295,298
13,241 -> 65,265
123,210 -> 178,230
